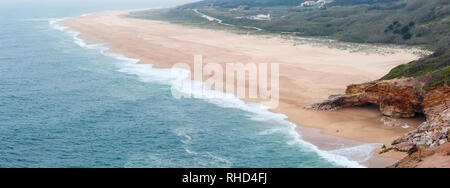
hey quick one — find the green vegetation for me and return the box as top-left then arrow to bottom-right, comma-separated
182,0 -> 400,8
131,0 -> 449,49
379,146 -> 395,154
129,0 -> 449,89
382,46 -> 449,90
426,66 -> 450,90
329,0 -> 400,6
127,8 -> 206,25
181,0 -> 304,8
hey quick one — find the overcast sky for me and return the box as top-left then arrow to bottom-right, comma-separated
0,0 -> 200,8
0,0 -> 202,18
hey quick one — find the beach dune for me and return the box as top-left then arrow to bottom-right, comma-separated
62,10 -> 424,167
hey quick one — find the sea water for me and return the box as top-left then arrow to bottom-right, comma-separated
0,1 -> 374,168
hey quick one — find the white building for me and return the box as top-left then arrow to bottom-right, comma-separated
249,14 -> 271,20
301,1 -> 317,7
300,0 -> 332,7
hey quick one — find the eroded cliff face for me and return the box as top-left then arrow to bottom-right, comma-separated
311,78 -> 429,118
388,143 -> 450,168
310,77 -> 449,154
393,103 -> 449,152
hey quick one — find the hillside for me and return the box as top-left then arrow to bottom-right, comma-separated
132,0 -> 448,49
181,0 -> 400,8
181,0 -> 304,8
381,46 -> 449,90
129,0 -> 449,89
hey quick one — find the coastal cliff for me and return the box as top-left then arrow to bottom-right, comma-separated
311,48 -> 449,167
388,143 -> 450,168
311,79 -> 449,149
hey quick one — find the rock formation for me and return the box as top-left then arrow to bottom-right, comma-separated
310,76 -> 449,153
388,143 -> 450,168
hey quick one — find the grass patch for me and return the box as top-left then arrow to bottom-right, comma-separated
381,47 -> 449,90
129,0 -> 449,89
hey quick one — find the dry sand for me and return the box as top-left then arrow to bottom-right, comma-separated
62,10 -> 425,167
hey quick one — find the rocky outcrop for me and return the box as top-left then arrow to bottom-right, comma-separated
388,143 -> 450,168
310,77 -> 449,153
389,85 -> 449,153
379,116 -> 410,128
392,104 -> 449,152
311,78 -> 429,118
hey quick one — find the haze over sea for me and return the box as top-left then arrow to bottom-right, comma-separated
0,0 -> 371,168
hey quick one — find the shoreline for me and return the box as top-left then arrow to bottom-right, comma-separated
60,10 -> 425,167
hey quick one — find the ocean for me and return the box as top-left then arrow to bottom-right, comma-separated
0,2 -> 372,168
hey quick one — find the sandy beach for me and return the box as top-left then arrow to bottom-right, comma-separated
62,10 -> 425,167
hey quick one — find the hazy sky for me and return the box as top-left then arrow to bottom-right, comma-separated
0,0 -> 201,18
0,0 -> 200,8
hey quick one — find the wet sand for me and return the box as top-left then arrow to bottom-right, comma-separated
61,10 -> 425,167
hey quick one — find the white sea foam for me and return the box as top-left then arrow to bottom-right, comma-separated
50,16 -> 379,168
330,143 -> 382,163
174,128 -> 232,167
49,19 -> 68,31
80,13 -> 93,17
